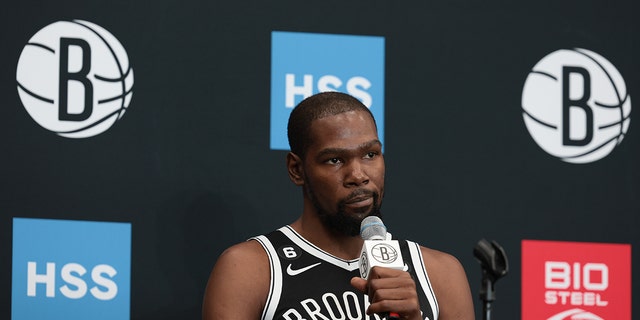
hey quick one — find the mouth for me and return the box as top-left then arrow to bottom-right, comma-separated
345,197 -> 373,208
343,192 -> 374,208
345,195 -> 371,203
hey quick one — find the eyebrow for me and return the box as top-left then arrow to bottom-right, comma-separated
315,139 -> 382,159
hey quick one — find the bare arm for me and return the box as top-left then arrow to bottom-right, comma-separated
202,240 -> 270,320
421,247 -> 475,320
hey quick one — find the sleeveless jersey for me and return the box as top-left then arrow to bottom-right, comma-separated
252,226 -> 439,320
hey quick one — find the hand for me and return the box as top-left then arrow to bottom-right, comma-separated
350,267 -> 422,320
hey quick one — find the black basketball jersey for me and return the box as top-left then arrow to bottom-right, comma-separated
252,226 -> 439,320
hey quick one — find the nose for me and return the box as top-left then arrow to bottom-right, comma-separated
344,160 -> 369,187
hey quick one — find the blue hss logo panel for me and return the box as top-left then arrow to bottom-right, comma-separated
270,31 -> 385,150
12,218 -> 131,320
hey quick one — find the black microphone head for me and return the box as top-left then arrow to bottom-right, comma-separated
360,216 -> 387,240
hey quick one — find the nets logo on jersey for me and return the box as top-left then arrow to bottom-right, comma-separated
12,218 -> 131,320
16,20 -> 134,138
521,240 -> 631,320
521,48 -> 631,163
270,31 -> 385,150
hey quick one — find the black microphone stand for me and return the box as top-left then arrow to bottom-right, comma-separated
473,239 -> 509,320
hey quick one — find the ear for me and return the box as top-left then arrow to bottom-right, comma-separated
286,152 -> 305,186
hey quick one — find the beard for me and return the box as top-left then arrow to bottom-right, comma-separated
306,185 -> 383,237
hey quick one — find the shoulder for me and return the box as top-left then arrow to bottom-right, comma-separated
419,245 -> 469,300
419,246 -> 465,275
419,246 -> 476,320
218,238 -> 270,267
202,239 -> 271,320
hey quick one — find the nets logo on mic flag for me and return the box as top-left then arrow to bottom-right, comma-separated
359,242 -> 403,279
12,218 -> 131,320
270,31 -> 385,150
359,216 -> 404,279
521,240 -> 631,320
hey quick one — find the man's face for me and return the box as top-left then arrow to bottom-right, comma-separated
301,110 -> 385,236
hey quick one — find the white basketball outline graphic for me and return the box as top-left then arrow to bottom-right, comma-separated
521,48 -> 631,163
547,308 -> 603,320
16,20 -> 134,138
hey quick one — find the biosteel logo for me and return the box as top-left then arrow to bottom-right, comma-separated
521,240 -> 631,320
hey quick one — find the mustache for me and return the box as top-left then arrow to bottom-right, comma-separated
343,189 -> 377,203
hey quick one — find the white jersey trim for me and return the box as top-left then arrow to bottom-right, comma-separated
279,226 -> 361,271
253,235 -> 282,320
408,241 -> 439,319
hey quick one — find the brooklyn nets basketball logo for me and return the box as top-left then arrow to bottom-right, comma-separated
371,243 -> 398,263
359,251 -> 370,278
16,20 -> 134,138
521,48 -> 630,163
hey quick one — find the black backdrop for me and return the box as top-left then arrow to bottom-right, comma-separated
1,0 -> 638,319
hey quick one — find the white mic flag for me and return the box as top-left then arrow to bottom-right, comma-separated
358,216 -> 405,279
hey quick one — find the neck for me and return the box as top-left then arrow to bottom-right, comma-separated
290,211 -> 364,260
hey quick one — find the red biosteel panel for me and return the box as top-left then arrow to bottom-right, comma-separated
522,240 -> 631,320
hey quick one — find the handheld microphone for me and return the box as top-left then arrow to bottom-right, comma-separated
359,216 -> 403,320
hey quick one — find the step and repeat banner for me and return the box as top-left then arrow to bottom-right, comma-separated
1,1 -> 637,319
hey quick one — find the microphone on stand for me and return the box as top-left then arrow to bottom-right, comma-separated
359,216 -> 404,320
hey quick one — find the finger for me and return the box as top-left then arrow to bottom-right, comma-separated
367,297 -> 420,318
367,273 -> 416,295
367,281 -> 417,303
350,276 -> 368,293
363,269 -> 421,318
368,266 -> 409,279
365,286 -> 421,319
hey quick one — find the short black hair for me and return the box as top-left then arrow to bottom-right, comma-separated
287,91 -> 377,158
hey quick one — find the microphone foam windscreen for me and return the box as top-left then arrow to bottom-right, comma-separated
360,216 -> 387,240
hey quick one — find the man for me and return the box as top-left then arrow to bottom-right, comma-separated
202,92 -> 475,320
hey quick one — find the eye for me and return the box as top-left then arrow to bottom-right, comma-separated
364,151 -> 378,159
326,158 -> 342,165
